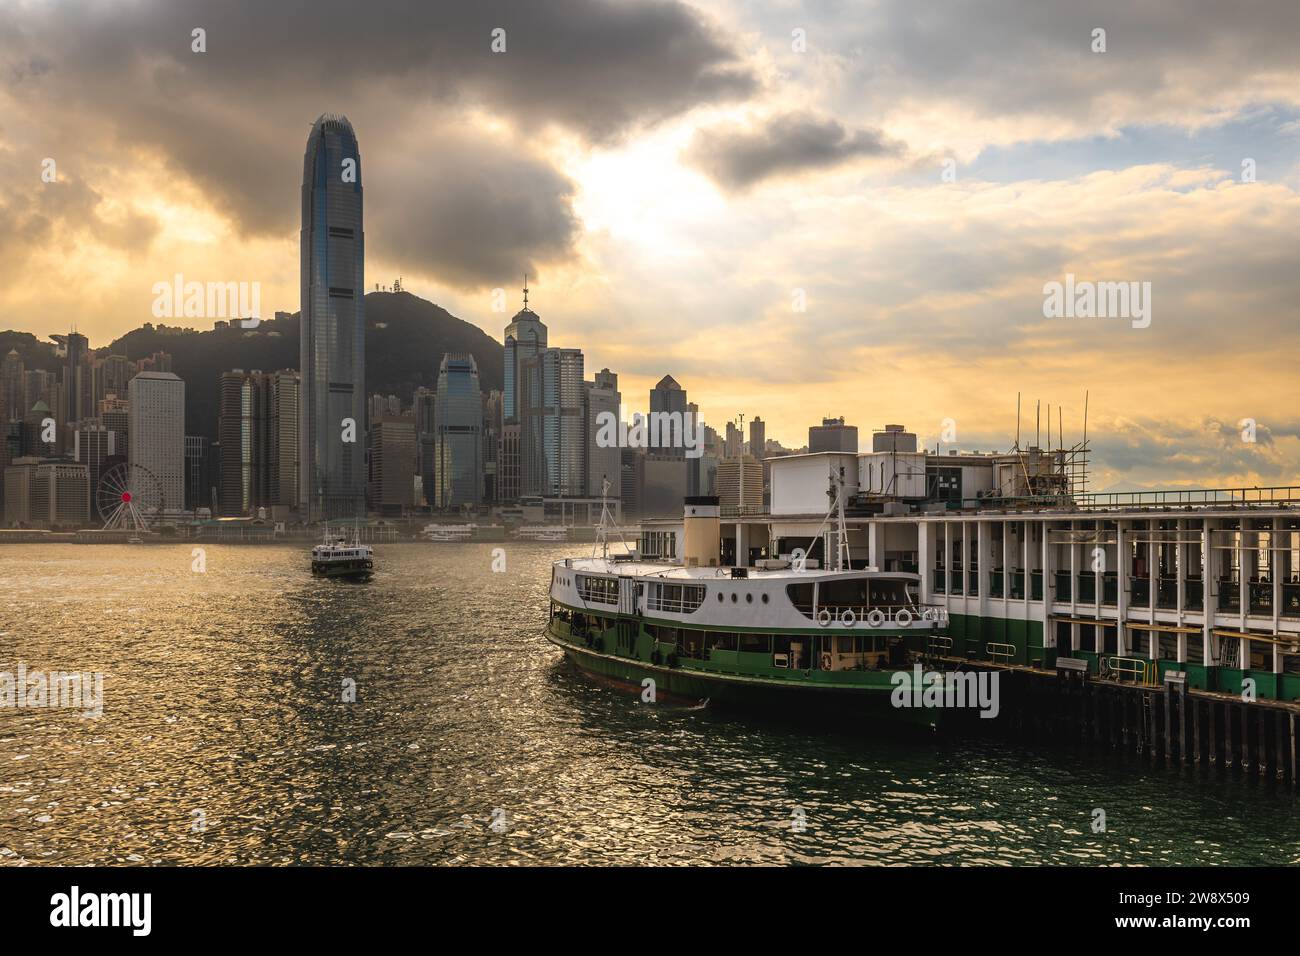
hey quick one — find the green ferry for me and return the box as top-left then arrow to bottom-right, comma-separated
546,493 -> 949,727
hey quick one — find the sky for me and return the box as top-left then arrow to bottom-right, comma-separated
2,0 -> 1299,491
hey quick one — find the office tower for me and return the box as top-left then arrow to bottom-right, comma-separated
725,421 -> 742,458
521,348 -> 584,498
369,414 -> 417,514
482,389 -> 501,504
184,435 -> 212,513
620,447 -> 644,519
271,371 -> 299,509
649,375 -> 689,457
809,415 -> 858,453
136,351 -> 172,374
1,349 -> 24,422
218,370 -> 275,516
99,396 -> 129,452
299,113 -> 365,520
65,331 -> 90,425
500,281 -> 547,502
3,457 -> 40,526
749,416 -> 766,459
503,280 -> 547,424
128,371 -> 185,518
96,354 -> 133,408
35,461 -> 90,528
23,370 -> 57,424
74,424 -> 117,517
413,386 -> 436,508
369,393 -> 400,421
21,400 -> 56,457
433,353 -> 484,509
498,424 -> 520,504
584,368 -> 621,498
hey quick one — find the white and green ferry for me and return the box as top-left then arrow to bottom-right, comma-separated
546,481 -> 949,726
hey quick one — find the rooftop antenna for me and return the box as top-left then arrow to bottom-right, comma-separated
1015,392 -> 1021,451
1036,399 -> 1041,448
522,274 -> 529,310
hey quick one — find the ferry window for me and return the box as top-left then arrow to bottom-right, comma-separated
705,632 -> 738,651
739,634 -> 769,653
730,593 -> 738,603
761,593 -> 769,603
717,592 -> 724,602
576,574 -> 619,605
648,583 -> 706,614
785,582 -> 815,612
745,593 -> 753,603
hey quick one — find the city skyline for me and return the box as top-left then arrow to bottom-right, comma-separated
4,1 -> 1299,491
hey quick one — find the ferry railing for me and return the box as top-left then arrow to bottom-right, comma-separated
928,635 -> 954,656
983,485 -> 1300,511
1030,570 -> 1043,601
1248,582 -> 1273,614
986,642 -> 1017,664
932,568 -> 947,593
1053,570 -> 1071,601
1077,574 -> 1096,603
1284,582 -> 1300,617
1103,656 -> 1155,685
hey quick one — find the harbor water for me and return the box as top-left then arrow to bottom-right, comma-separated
1,543 -> 1296,866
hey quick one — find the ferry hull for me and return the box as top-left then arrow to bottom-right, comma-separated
311,559 -> 373,579
547,622 -> 941,729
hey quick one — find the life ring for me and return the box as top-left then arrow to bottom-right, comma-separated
839,609 -> 856,626
866,608 -> 885,628
817,609 -> 832,627
895,608 -> 913,627
821,653 -> 833,670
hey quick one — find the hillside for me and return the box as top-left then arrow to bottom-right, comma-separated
2,291 -> 504,441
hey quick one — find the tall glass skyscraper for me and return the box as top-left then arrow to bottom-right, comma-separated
434,353 -> 483,509
299,113 -> 365,520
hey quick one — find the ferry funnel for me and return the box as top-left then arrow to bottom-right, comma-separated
683,496 -> 719,568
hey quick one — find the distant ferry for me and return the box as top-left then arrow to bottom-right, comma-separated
423,524 -> 475,542
517,525 -> 568,542
546,484 -> 947,726
311,526 -> 374,578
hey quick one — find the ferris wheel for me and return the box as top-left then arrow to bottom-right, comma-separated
96,463 -> 163,532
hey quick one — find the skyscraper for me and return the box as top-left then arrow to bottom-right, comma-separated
500,281 -> 547,504
503,280 -> 547,424
64,331 -> 90,427
433,353 -> 484,509
522,348 -> 584,498
0,349 -> 23,423
584,368 -> 621,498
272,370 -> 299,509
368,414 -> 417,514
749,416 -> 766,459
218,370 -> 275,516
299,113 -> 365,520
128,371 -> 184,517
649,375 -> 689,457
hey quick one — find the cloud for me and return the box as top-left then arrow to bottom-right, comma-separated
0,0 -> 758,286
685,111 -> 901,189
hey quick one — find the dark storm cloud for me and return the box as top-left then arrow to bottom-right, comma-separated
0,0 -> 756,285
685,111 -> 901,189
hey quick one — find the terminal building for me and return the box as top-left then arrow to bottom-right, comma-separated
640,423 -> 1300,699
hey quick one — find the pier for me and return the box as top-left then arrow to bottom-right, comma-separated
925,652 -> 1300,785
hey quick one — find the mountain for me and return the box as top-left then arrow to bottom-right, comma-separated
3,291 -> 504,441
